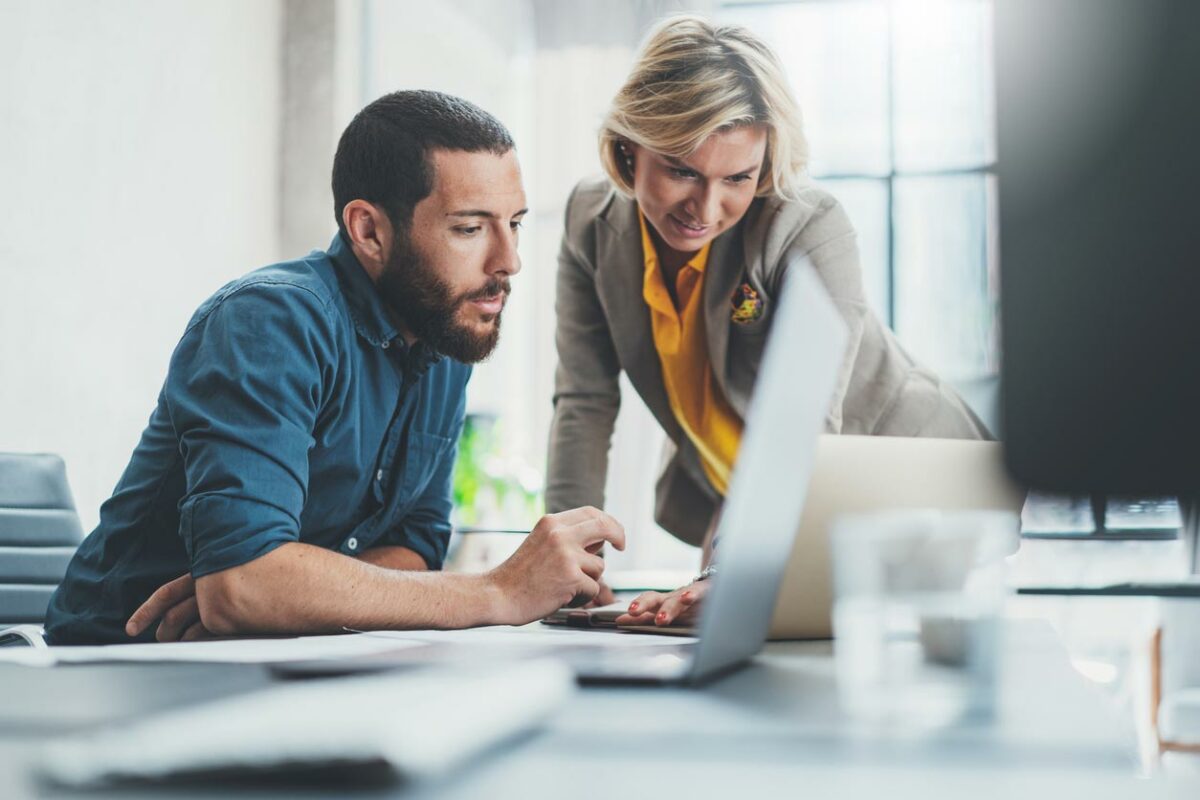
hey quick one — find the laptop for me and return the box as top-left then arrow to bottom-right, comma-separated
558,264 -> 848,684
767,435 -> 1025,638
554,436 -> 1025,643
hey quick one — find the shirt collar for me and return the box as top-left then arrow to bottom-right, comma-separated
637,210 -> 711,274
638,210 -> 712,318
326,232 -> 443,377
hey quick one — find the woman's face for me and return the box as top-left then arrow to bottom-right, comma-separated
629,124 -> 768,258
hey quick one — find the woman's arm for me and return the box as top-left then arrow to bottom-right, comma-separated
544,191 -> 623,514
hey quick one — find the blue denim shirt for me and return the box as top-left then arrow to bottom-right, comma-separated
45,233 -> 470,644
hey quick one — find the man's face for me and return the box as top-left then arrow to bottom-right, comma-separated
378,148 -> 526,363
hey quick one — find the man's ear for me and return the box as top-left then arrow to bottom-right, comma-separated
342,200 -> 393,281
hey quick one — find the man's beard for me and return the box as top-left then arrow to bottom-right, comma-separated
377,236 -> 509,364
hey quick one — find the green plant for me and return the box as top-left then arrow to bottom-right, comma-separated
452,413 -> 542,527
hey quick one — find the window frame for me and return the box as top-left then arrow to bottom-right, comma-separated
719,0 -> 998,377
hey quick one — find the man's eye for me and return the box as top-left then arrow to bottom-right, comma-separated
455,226 -> 482,236
510,219 -> 524,231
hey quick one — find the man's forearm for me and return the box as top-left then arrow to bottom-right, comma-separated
358,545 -> 428,571
195,542 -> 505,636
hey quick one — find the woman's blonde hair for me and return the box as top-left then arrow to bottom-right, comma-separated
600,14 -> 808,200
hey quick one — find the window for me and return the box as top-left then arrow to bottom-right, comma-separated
719,0 -> 999,380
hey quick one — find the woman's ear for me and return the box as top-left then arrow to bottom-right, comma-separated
619,141 -> 636,180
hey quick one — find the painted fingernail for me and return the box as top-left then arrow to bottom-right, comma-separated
629,602 -> 639,612
656,611 -> 667,622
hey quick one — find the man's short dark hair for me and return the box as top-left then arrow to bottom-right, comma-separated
331,90 -> 515,233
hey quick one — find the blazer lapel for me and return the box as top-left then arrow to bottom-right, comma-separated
703,222 -> 747,411
594,195 -> 682,441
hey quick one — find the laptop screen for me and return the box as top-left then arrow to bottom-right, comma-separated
689,262 -> 848,680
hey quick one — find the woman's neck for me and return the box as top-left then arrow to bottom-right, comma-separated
647,222 -> 695,282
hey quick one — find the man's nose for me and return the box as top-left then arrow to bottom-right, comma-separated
487,225 -> 521,278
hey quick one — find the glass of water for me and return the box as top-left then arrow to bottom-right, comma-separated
832,509 -> 1019,726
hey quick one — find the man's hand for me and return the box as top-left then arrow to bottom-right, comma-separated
486,506 -> 626,625
125,573 -> 212,642
583,580 -> 617,608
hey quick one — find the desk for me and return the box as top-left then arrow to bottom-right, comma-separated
0,621 -> 1186,799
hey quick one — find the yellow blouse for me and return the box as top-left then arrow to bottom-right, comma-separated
639,211 -> 744,496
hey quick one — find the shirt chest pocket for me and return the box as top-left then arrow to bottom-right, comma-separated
395,429 -> 454,505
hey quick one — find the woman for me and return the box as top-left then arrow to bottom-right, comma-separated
545,15 -> 986,626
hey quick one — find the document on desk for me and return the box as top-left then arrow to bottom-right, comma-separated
365,625 -> 698,647
0,632 -> 427,667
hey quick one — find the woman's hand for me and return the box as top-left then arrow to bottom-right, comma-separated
614,579 -> 712,627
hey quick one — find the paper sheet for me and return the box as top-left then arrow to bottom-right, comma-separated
0,624 -> 696,668
0,632 -> 427,667
364,624 -> 698,648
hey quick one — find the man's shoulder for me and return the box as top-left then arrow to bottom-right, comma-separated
220,251 -> 341,310
187,251 -> 345,335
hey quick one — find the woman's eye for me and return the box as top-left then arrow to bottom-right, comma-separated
727,174 -> 753,184
670,168 -> 698,180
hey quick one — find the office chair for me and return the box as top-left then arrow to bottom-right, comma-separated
0,452 -> 84,629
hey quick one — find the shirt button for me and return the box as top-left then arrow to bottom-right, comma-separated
381,340 -> 390,349
376,469 -> 384,482
347,537 -> 358,551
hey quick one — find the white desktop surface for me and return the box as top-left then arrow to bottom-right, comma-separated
0,620 -> 1191,799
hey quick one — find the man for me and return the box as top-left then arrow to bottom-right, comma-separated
45,90 -> 622,645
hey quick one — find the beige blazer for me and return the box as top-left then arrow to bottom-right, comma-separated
545,176 -> 988,546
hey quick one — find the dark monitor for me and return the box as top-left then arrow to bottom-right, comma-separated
997,0 -> 1200,497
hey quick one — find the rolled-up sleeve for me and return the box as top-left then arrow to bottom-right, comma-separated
165,281 -> 336,578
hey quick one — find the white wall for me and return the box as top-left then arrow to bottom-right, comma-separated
358,0 -> 545,484
0,1 -> 283,530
